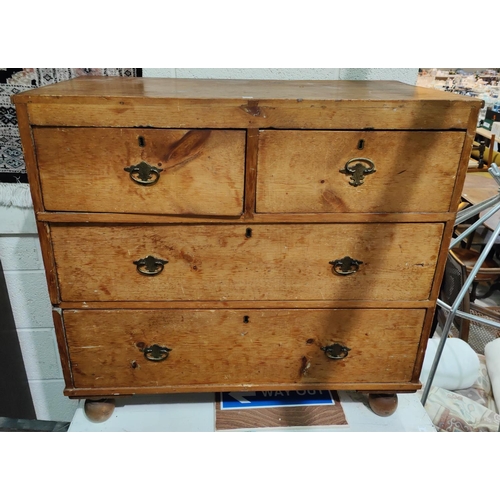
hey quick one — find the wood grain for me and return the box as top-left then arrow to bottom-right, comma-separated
12,77 -> 481,130
64,382 -> 422,398
449,105 -> 483,212
411,306 -> 437,383
34,128 -> 245,216
11,77 -> 483,102
10,76 -> 482,404
215,393 -> 347,430
461,173 -> 498,206
36,221 -> 59,304
58,300 -> 435,310
25,100 -> 476,130
429,219 -> 456,302
15,108 -> 61,302
462,174 -> 500,232
63,308 -> 424,389
51,309 -> 73,388
36,211 -> 456,224
244,129 -> 258,218
256,131 -> 465,213
50,223 -> 443,302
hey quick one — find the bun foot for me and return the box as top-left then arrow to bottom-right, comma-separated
84,398 -> 115,423
368,393 -> 398,417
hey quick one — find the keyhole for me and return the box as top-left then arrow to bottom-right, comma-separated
245,228 -> 252,238
357,139 -> 365,150
243,315 -> 250,323
138,136 -> 145,147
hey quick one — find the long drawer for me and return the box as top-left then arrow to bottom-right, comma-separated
51,223 -> 443,302
65,308 -> 425,389
33,128 -> 246,216
256,130 -> 465,213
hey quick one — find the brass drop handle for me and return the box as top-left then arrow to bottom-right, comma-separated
143,344 -> 172,362
124,161 -> 163,185
329,256 -> 363,275
339,157 -> 376,186
321,343 -> 351,360
133,255 -> 168,276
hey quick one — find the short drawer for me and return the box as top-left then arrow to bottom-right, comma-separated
256,130 -> 465,213
33,128 -> 245,216
51,222 -> 443,302
64,308 -> 424,389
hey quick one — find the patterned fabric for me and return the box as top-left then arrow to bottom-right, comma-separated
0,68 -> 141,183
454,354 -> 497,412
424,386 -> 500,432
422,354 -> 499,431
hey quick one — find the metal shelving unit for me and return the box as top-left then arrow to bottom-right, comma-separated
421,163 -> 500,406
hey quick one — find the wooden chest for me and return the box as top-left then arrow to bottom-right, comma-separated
12,77 -> 481,417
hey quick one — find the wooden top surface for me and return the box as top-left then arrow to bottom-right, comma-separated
462,173 -> 499,205
476,127 -> 499,142
10,76 -> 484,105
462,173 -> 500,231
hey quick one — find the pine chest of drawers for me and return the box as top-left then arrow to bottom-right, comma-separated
12,77 -> 481,417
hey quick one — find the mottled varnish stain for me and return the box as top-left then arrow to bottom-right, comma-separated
157,244 -> 201,269
142,233 -> 165,247
240,101 -> 263,117
236,239 -> 249,249
71,367 -> 82,378
99,285 -> 111,296
321,189 -> 348,211
164,153 -> 203,172
178,250 -> 195,264
162,130 -> 212,169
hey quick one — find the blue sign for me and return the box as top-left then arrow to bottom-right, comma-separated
220,390 -> 335,410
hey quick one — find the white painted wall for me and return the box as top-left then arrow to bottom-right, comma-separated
143,68 -> 418,84
0,68 -> 418,422
339,68 -> 417,85
0,207 -> 79,421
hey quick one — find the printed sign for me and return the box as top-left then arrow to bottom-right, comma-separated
220,390 -> 335,410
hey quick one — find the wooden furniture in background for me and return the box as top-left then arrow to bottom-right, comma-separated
449,247 -> 500,302
476,127 -> 498,154
12,77 -> 482,420
458,173 -> 500,302
463,173 -> 500,232
469,128 -> 498,171
438,251 -> 500,354
462,173 -> 499,203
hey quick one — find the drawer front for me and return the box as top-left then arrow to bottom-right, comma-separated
51,223 -> 443,302
64,308 -> 424,389
256,130 -> 465,213
34,128 -> 245,216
